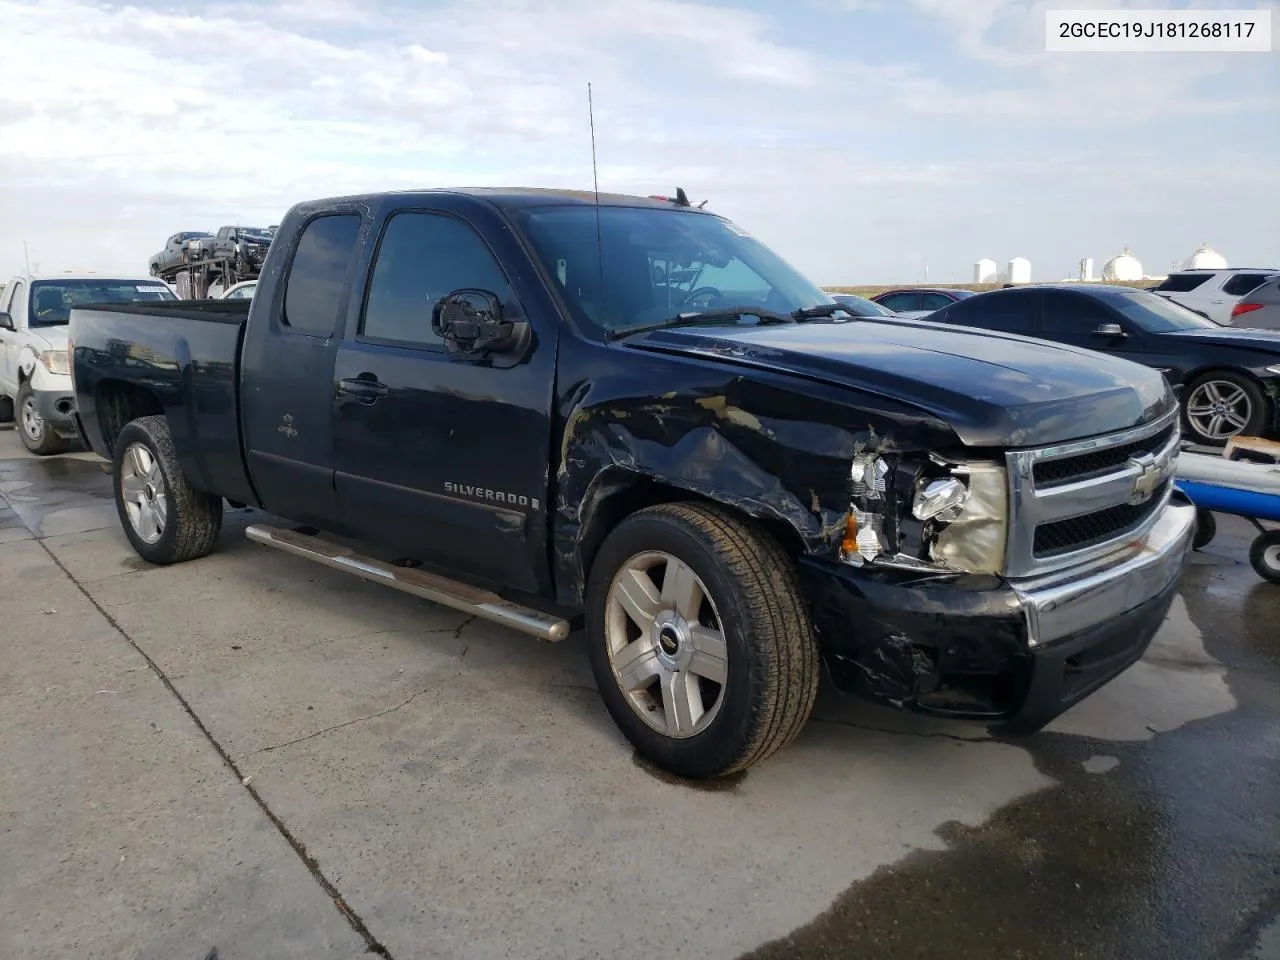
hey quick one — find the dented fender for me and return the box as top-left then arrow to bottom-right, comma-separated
549,338 -> 962,608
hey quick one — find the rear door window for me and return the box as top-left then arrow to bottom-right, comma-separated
1222,273 -> 1275,297
1154,273 -> 1211,293
939,291 -> 1038,334
876,292 -> 920,312
283,214 -> 363,335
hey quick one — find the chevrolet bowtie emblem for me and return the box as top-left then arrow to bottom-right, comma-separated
1128,452 -> 1168,504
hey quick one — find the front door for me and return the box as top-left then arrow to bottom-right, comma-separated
1041,291 -> 1151,367
0,280 -> 23,392
332,202 -> 556,593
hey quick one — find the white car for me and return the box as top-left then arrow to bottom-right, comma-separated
0,273 -> 177,454
216,279 -> 257,300
1150,267 -> 1279,326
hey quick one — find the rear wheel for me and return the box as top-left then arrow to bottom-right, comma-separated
16,381 -> 66,455
1182,371 -> 1269,445
585,502 -> 820,779
1250,531 -> 1280,584
113,415 -> 223,564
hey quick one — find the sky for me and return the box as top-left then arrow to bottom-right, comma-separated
1,0 -> 1277,285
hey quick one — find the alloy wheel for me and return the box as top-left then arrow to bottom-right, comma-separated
120,442 -> 168,544
20,395 -> 43,442
603,551 -> 729,739
1186,380 -> 1252,441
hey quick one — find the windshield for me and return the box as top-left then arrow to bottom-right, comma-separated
29,279 -> 176,327
509,204 -> 831,336
236,227 -> 273,241
1109,289 -> 1224,332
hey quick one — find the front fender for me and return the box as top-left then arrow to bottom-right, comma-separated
550,369 -> 960,608
18,349 -> 72,392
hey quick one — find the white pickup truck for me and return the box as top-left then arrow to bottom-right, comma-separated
0,273 -> 177,454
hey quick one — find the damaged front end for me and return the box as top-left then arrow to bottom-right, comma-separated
803,448 -> 1030,718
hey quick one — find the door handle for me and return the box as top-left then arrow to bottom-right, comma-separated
336,377 -> 389,404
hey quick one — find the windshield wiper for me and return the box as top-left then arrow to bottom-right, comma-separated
608,306 -> 795,340
791,303 -> 856,321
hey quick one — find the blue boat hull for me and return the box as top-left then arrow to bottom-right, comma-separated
1174,480 -> 1280,523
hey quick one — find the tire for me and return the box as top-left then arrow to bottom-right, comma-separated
585,502 -> 820,779
112,415 -> 223,564
16,381 -> 67,455
1250,531 -> 1280,585
1181,371 -> 1269,446
1192,509 -> 1216,550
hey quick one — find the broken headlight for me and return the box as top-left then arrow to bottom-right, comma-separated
842,453 -> 1009,575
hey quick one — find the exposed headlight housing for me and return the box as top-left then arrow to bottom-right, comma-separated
841,452 -> 1009,575
1265,364 -> 1280,376
929,463 -> 1008,574
39,349 -> 70,376
913,477 -> 968,522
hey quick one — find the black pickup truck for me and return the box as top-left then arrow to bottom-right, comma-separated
69,187 -> 1195,779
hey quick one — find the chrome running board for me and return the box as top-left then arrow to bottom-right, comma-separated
245,523 -> 570,642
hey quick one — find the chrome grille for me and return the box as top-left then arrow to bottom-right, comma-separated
1032,479 -> 1170,557
1032,423 -> 1177,489
1005,410 -> 1181,579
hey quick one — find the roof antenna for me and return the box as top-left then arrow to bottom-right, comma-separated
588,82 -> 607,331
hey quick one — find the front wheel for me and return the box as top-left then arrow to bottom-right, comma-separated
16,381 -> 67,455
113,415 -> 223,564
585,502 -> 820,779
1181,371 -> 1269,446
1250,531 -> 1280,585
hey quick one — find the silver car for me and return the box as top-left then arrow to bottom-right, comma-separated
1231,275 -> 1280,330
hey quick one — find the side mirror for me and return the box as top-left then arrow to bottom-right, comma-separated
0,311 -> 12,330
1092,322 -> 1127,338
431,289 -> 528,358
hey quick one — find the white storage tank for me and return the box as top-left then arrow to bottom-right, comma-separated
973,258 -> 998,283
1183,242 -> 1227,270
1079,257 -> 1094,281
1103,247 -> 1144,281
1007,257 -> 1031,284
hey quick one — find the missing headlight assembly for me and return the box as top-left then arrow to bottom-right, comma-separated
841,452 -> 1009,575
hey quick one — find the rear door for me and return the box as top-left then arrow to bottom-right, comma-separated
240,211 -> 365,527
331,197 -> 556,593
875,291 -> 922,314
931,289 -> 1041,337
1154,272 -> 1214,316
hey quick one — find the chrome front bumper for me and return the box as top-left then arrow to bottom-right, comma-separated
1010,498 -> 1196,648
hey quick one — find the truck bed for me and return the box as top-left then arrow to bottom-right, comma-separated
70,299 -> 258,506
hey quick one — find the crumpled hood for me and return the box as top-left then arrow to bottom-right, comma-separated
625,318 -> 1175,448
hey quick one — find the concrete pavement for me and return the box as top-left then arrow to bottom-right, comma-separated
1,426 -> 1276,960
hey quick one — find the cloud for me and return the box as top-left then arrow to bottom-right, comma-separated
0,0 -> 1275,284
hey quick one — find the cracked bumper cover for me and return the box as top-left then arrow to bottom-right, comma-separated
33,388 -> 79,432
798,496 -> 1196,732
